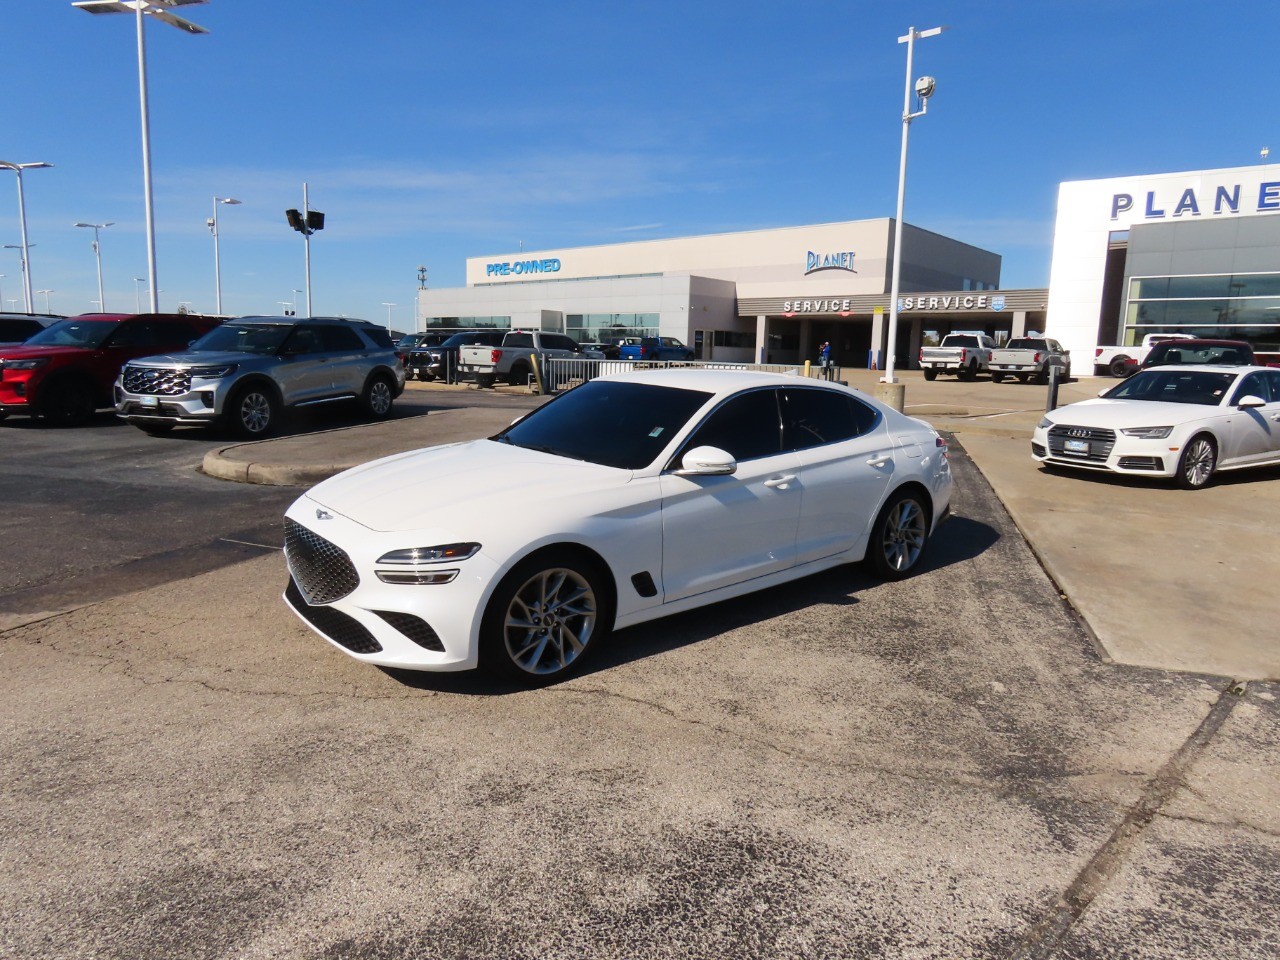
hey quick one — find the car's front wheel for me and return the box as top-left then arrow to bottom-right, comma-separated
866,488 -> 930,581
361,374 -> 395,421
226,384 -> 277,439
1176,434 -> 1217,490
1109,357 -> 1131,377
481,550 -> 613,683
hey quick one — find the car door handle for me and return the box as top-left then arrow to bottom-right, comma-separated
763,475 -> 796,489
865,456 -> 892,468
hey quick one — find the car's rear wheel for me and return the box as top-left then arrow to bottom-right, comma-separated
226,384 -> 277,439
39,378 -> 96,426
481,550 -> 612,683
507,361 -> 530,386
922,368 -> 937,382
361,374 -> 395,420
991,372 -> 1005,383
1109,357 -> 1131,377
866,488 -> 930,581
1177,434 -> 1217,490
959,360 -> 979,381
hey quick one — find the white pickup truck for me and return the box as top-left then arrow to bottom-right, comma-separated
1093,333 -> 1194,378
988,337 -> 1071,384
918,333 -> 997,381
457,330 -> 585,387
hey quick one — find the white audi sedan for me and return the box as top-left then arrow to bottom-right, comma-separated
283,369 -> 953,682
1032,365 -> 1280,489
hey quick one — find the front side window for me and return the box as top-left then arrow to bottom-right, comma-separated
1231,373 -> 1272,404
680,389 -> 782,463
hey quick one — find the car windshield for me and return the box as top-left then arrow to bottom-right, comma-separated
23,319 -> 118,349
1103,369 -> 1236,406
189,324 -> 292,354
492,380 -> 713,469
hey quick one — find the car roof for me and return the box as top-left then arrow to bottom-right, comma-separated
596,367 -> 849,394
1150,338 -> 1249,348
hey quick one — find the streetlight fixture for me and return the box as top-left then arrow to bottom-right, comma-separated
36,289 -> 55,313
881,24 -> 946,408
0,160 -> 52,312
381,302 -> 396,332
74,0 -> 209,314
284,183 -> 324,315
207,196 -> 240,315
133,277 -> 147,313
0,275 -> 5,311
75,221 -> 114,313
292,289 -> 302,317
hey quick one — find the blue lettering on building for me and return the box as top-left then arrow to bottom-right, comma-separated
1110,182 -> 1280,220
804,250 -> 857,275
486,258 -> 562,277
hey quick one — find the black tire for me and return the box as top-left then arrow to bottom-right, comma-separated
1109,357 -> 1131,378
991,372 -> 1005,383
475,373 -> 496,389
958,360 -> 978,381
865,488 -> 931,581
1176,434 -> 1217,490
480,549 -> 614,684
361,374 -> 395,421
922,368 -> 938,382
507,361 -> 530,386
1016,373 -> 1029,384
226,383 -> 278,439
39,378 -> 97,426
417,371 -> 435,382
133,422 -> 174,436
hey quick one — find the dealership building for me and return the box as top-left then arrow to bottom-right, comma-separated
416,162 -> 1280,375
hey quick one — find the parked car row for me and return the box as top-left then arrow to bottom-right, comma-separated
0,311 -> 405,437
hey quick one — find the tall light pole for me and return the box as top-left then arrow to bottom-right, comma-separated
0,160 -> 53,312
208,195 -> 240,315
75,221 -> 114,313
0,275 -> 5,311
133,277 -> 147,313
74,0 -> 209,314
882,24 -> 946,403
382,302 -> 396,332
36,289 -> 55,313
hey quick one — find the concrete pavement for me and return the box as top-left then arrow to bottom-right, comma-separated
203,373 -> 1280,681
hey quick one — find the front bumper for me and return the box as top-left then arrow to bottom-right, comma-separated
114,376 -> 231,424
1031,425 -> 1177,478
281,498 -> 497,671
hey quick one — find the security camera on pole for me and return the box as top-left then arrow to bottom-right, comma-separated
876,24 -> 947,414
285,182 -> 324,317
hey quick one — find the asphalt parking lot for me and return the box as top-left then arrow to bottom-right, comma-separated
1,374 -> 1277,959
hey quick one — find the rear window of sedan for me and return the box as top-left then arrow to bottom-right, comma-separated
492,381 -> 713,469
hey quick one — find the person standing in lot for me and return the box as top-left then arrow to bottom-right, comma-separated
819,340 -> 833,380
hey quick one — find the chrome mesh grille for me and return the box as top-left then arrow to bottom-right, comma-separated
123,365 -> 191,396
284,518 -> 360,605
1047,424 -> 1116,463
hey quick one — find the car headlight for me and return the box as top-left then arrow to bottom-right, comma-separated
376,543 -> 481,564
1037,416 -> 1053,429
1120,426 -> 1173,439
4,357 -> 49,370
187,364 -> 238,378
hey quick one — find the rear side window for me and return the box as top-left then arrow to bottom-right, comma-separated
362,327 -> 394,349
781,388 -> 879,450
318,325 -> 365,351
681,389 -> 782,463
506,333 -> 534,348
544,335 -> 579,351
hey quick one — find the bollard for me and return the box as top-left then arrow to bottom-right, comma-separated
874,380 -> 906,413
804,359 -> 812,378
1045,358 -> 1063,412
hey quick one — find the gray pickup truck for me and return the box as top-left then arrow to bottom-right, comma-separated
457,330 -> 586,387
114,316 -> 405,438
988,337 -> 1071,383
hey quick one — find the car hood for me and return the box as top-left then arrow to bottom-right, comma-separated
305,439 -> 633,533
128,351 -> 250,367
1047,397 -> 1224,428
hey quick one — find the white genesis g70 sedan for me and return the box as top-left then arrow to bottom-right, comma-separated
1032,365 -> 1280,489
283,369 -> 954,682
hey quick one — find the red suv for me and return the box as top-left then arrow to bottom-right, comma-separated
0,313 -> 221,426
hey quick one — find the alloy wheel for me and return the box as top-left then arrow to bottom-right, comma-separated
240,392 -> 272,435
881,498 -> 926,573
503,567 -> 598,676
1181,437 -> 1216,489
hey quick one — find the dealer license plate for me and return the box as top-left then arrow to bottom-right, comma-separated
1064,438 -> 1089,455
139,395 -> 158,409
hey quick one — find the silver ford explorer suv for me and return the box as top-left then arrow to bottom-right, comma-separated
114,316 -> 406,438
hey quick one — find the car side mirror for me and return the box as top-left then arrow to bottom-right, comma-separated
674,445 -> 737,476
1237,395 -> 1266,409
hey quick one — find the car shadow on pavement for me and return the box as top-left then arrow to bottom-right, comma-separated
1039,462 -> 1280,489
382,514 -> 1000,696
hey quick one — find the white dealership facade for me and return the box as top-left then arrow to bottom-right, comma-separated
1048,163 -> 1280,373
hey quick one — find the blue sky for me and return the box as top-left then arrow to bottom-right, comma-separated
1,0 -> 1276,325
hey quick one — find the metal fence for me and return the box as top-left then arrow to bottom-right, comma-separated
540,357 -> 808,393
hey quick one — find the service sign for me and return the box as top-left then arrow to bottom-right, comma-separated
897,295 -> 1004,311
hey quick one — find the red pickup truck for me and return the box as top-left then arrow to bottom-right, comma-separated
0,312 -> 221,426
